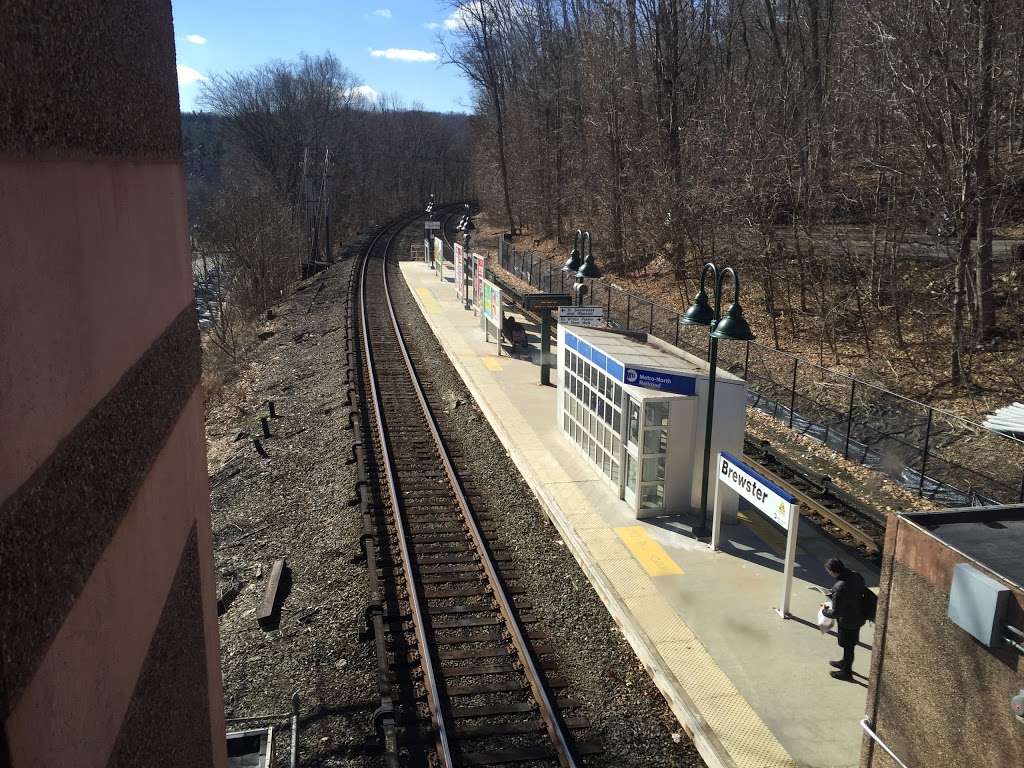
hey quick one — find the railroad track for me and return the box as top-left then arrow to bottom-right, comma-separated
742,438 -> 887,556
354,213 -> 597,766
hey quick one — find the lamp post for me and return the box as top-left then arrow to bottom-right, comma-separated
681,263 -> 755,538
461,211 -> 475,310
572,231 -> 600,306
424,194 -> 435,268
563,230 -> 584,272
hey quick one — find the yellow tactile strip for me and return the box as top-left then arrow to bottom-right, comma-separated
615,526 -> 684,576
624,596 -> 695,643
579,528 -> 631,561
416,286 -> 442,313
400,263 -> 797,768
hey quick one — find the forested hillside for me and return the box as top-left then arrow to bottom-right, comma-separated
184,53 -> 472,362
445,1 -> 1024,400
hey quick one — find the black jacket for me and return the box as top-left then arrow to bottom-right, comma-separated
823,567 -> 866,628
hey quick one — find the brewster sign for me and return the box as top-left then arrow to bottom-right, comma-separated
712,451 -> 799,617
718,454 -> 791,530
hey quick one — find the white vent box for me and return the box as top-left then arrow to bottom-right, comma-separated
947,563 -> 1010,648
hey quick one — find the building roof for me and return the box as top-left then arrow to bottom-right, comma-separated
564,325 -> 743,383
903,505 -> 1024,588
982,401 -> 1024,437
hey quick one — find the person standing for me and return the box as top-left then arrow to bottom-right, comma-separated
820,557 -> 866,680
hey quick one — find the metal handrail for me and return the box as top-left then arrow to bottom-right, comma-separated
860,718 -> 911,768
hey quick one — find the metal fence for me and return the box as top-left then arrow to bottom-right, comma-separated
499,239 -> 1024,508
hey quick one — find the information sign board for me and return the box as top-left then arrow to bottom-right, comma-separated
482,281 -> 500,322
424,221 -> 441,230
473,254 -> 485,310
712,451 -> 799,618
624,367 -> 696,396
433,238 -> 444,279
481,278 -> 502,355
718,452 -> 795,530
559,306 -> 605,328
454,242 -> 464,299
523,293 -> 572,311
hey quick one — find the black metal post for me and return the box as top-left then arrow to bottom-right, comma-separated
540,309 -> 553,385
743,342 -> 751,379
606,284 -> 612,323
843,380 -> 856,459
918,408 -> 933,497
697,335 -> 720,538
649,302 -> 655,334
626,294 -> 632,330
674,315 -> 680,346
788,358 -> 798,428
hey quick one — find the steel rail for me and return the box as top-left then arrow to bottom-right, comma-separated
741,454 -> 883,553
358,218 -> 455,767
379,228 -> 580,768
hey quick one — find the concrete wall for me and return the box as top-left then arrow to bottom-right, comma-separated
862,517 -> 1024,767
0,3 -> 226,766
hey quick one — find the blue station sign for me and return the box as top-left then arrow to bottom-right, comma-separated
623,367 -> 696,396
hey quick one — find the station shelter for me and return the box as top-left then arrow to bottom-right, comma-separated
557,324 -> 747,519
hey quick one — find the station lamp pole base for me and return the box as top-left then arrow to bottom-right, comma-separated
539,309 -> 553,386
694,336 -> 721,540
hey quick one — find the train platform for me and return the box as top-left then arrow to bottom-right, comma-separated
400,260 -> 878,768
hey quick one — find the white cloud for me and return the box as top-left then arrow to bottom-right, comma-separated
185,34 -> 207,45
372,8 -> 392,18
370,48 -> 439,62
177,64 -> 207,86
444,6 -> 471,30
349,84 -> 379,101
425,21 -> 441,30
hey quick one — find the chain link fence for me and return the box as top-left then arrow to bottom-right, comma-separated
498,238 -> 1024,508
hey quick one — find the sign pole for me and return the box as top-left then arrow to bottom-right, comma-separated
540,309 -> 552,386
714,451 -> 800,620
496,291 -> 503,356
777,504 -> 799,618
522,294 -> 572,387
711,480 -> 723,551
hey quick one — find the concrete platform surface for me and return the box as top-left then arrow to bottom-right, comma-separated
401,261 -> 877,768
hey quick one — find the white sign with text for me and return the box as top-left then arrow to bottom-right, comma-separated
558,306 -> 606,328
712,451 -> 800,618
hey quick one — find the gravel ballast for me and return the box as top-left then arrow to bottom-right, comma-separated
383,229 -> 704,766
208,219 -> 706,766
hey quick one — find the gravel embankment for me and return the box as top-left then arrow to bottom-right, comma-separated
208,257 -> 380,767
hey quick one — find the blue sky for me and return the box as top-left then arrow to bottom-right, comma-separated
171,1 -> 472,113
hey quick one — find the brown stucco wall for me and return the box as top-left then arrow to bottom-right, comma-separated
0,1 -> 181,159
862,518 -> 1024,767
106,526 -> 215,768
1,2 -> 225,766
0,160 -> 195,503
